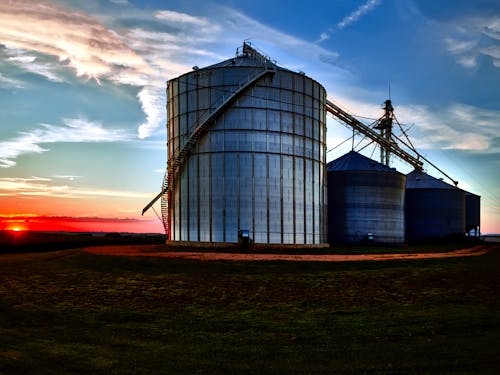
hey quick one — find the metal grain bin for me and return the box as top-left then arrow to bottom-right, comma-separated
405,170 -> 465,242
327,151 -> 406,244
165,43 -> 327,244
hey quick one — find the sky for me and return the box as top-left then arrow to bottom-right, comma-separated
0,0 -> 499,234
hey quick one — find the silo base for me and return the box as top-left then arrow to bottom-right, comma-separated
165,240 -> 330,251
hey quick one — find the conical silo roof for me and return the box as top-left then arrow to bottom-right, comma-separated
406,170 -> 460,190
327,151 -> 399,173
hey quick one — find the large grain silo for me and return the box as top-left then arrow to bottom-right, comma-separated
327,151 -> 406,244
164,42 -> 327,244
405,170 -> 465,242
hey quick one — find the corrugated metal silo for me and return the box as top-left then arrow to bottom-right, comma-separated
165,43 -> 327,244
405,170 -> 465,242
327,151 -> 406,244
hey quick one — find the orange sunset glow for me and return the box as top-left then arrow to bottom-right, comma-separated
0,215 -> 162,234
0,189 -> 164,233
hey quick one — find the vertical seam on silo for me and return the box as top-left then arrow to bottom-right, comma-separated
185,77 -> 189,242
209,152 -> 212,242
280,112 -> 284,243
252,151 -> 255,242
237,153 -> 240,234
292,74 -> 296,244
195,75 -> 200,243
302,77 -> 307,244
266,80 -> 270,244
196,154 -> 200,242
266,153 -> 270,244
221,118 -> 227,242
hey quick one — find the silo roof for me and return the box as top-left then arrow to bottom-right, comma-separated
406,169 -> 460,190
327,151 -> 399,173
204,55 -> 278,69
465,191 -> 480,197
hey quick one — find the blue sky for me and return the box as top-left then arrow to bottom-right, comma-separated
0,0 -> 499,233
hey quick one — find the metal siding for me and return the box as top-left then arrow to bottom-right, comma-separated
328,170 -> 406,244
198,154 -> 210,242
406,188 -> 466,242
209,153 -> 223,242
294,157 -> 304,243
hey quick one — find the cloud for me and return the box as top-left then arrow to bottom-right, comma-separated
0,215 -> 148,223
137,85 -> 165,139
326,96 -> 500,154
337,0 -> 381,30
0,117 -> 132,168
0,0 -> 151,81
0,72 -> 24,88
396,103 -> 500,152
52,175 -> 83,181
444,15 -> 500,68
4,48 -> 65,82
315,32 -> 330,43
316,0 -> 381,44
0,176 -> 151,199
155,10 -> 210,27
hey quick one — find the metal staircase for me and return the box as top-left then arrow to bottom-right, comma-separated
142,66 -> 276,238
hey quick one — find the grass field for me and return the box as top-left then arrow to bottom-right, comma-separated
0,243 -> 499,374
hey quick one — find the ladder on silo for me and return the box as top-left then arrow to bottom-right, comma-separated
143,66 -> 276,239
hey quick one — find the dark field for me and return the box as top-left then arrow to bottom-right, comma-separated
0,242 -> 499,374
0,231 -> 166,253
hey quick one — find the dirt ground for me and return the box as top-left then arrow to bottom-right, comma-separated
83,244 -> 491,262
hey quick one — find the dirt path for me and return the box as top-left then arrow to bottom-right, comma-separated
83,244 -> 491,262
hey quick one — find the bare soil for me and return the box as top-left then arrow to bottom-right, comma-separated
83,244 -> 490,262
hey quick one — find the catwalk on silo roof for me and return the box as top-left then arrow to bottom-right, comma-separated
164,42 -> 327,244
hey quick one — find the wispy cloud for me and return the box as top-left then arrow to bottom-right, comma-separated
0,72 -> 24,88
337,0 -> 381,30
0,117 -> 132,168
397,103 -> 500,152
0,215 -> 149,223
155,10 -> 211,27
316,0 -> 381,43
5,49 -> 65,82
444,16 -> 500,68
0,1 -> 151,81
0,176 -> 152,199
52,175 -> 83,181
326,96 -> 500,154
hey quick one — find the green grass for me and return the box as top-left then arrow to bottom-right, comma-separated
0,245 -> 499,374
